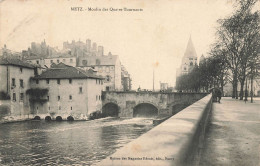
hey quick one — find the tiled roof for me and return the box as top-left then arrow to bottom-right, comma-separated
34,63 -> 103,79
0,57 -> 36,68
78,55 -> 118,66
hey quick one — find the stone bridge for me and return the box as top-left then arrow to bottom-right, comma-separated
101,91 -> 208,117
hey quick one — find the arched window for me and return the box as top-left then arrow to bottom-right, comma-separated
190,62 -> 193,66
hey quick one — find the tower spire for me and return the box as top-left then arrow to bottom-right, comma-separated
184,36 -> 197,58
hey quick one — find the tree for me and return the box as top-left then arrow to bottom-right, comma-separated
215,0 -> 260,99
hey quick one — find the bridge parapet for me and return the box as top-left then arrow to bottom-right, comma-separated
102,91 -> 208,117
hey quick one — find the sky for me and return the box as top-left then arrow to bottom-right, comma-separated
0,0 -> 256,90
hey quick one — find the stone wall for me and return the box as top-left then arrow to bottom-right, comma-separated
102,91 -> 207,117
97,94 -> 213,166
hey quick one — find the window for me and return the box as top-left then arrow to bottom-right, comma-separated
46,79 -> 49,84
184,67 -> 186,71
96,95 -> 98,101
47,96 -> 49,101
34,68 -> 38,76
106,75 -> 110,82
69,95 -> 72,100
58,96 -> 60,101
63,59 -> 66,62
79,87 -> 82,93
36,79 -> 39,84
49,107 -> 50,110
20,93 -> 24,101
59,106 -> 61,110
69,79 -> 72,84
106,86 -> 109,91
99,95 -> 101,100
189,58 -> 193,60
36,60 -> 39,64
190,62 -> 193,66
70,59 -> 73,63
51,60 -> 53,63
20,68 -> 23,73
12,78 -> 15,86
57,79 -> 60,84
99,80 -> 101,84
20,79 -> 23,88
82,60 -> 88,66
96,79 -> 98,84
71,106 -> 72,110
96,59 -> 100,65
13,93 -> 16,101
57,59 -> 60,63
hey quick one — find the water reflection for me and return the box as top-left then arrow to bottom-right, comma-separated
0,117 -> 154,165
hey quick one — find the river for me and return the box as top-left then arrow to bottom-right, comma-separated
0,117 -> 154,165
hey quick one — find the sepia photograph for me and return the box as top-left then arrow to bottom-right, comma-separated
0,0 -> 259,165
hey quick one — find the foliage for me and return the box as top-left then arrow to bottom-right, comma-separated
0,91 -> 10,100
176,0 -> 260,100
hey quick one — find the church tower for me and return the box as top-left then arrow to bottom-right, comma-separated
176,36 -> 198,77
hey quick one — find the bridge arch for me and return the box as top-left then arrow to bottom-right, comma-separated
102,102 -> 119,117
133,103 -> 158,118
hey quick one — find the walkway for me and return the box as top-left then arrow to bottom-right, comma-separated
200,97 -> 260,166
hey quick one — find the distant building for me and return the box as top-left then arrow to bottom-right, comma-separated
26,53 -> 77,68
199,54 -> 205,65
0,57 -> 38,118
62,39 -> 104,57
160,82 -> 168,91
121,65 -> 132,91
176,36 -> 198,78
29,63 -> 104,119
29,40 -> 58,57
78,53 -> 122,91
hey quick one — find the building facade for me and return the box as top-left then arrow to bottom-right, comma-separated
26,53 -> 77,68
78,53 -> 122,91
0,58 -> 38,118
29,63 -> 103,120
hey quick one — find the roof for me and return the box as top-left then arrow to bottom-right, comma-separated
45,53 -> 75,59
0,57 -> 36,69
184,36 -> 197,58
78,55 -> 118,66
34,62 -> 103,80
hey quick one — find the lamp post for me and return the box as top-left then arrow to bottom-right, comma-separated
152,61 -> 159,92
